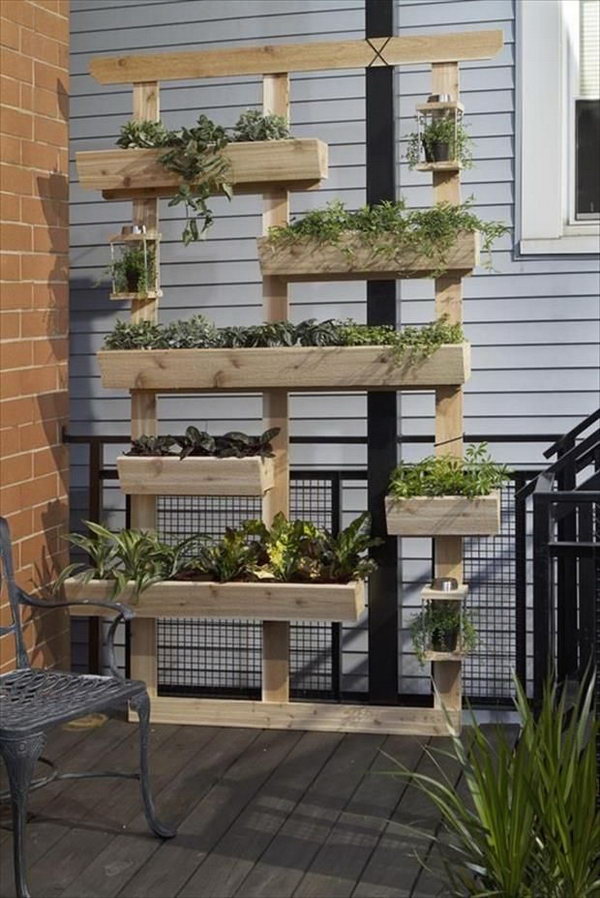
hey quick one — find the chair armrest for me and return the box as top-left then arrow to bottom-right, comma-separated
18,587 -> 135,622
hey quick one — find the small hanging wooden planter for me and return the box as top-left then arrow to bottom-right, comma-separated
108,226 -> 161,301
76,139 -> 328,199
97,343 -> 470,392
116,454 -> 275,496
385,491 -> 500,537
256,230 -> 479,281
64,578 -> 365,623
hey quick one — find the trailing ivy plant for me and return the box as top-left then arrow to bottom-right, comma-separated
55,513 -> 380,598
103,314 -> 464,366
115,110 -> 291,244
406,115 -> 473,169
388,443 -> 511,500
410,601 -> 477,664
266,199 -> 507,273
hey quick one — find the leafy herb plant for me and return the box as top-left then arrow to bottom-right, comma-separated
103,314 -> 464,366
388,673 -> 600,897
109,244 -> 156,294
388,443 -> 511,499
266,199 -> 507,273
55,513 -> 380,598
232,110 -> 290,142
410,601 -> 476,663
176,426 -> 280,460
406,115 -> 473,169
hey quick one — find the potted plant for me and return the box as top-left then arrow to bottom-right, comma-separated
385,444 -> 511,537
410,601 -> 477,663
57,513 -> 381,624
97,314 -> 470,392
116,427 -> 279,496
406,115 -> 473,168
108,243 -> 156,296
257,199 -> 507,280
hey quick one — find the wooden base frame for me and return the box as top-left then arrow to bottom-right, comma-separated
132,695 -> 461,736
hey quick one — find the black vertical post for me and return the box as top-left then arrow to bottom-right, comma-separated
533,492 -> 552,705
556,437 -> 577,677
87,441 -> 102,674
366,0 -> 398,704
513,472 -> 528,689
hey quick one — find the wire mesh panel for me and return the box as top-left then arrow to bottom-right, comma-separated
155,476 -> 339,699
463,482 -> 517,703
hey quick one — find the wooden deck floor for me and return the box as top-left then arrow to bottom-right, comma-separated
0,715 -> 461,898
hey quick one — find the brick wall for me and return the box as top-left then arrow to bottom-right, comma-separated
0,0 -> 70,672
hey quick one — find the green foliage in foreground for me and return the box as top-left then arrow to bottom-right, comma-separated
103,314 -> 464,366
54,512 -> 381,598
266,199 -> 508,273
388,443 -> 511,499
387,673 -> 600,897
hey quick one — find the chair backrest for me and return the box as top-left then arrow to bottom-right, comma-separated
0,516 -> 30,669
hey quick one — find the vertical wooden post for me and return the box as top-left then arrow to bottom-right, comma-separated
261,73 -> 291,703
129,82 -> 160,697
431,62 -> 463,712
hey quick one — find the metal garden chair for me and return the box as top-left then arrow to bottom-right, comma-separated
0,516 -> 175,898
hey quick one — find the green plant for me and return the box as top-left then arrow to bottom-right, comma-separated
388,443 -> 511,499
175,426 -> 280,460
266,199 -> 508,273
116,110 -> 292,244
317,511 -> 381,582
232,109 -> 290,142
102,316 -> 464,364
410,601 -> 476,663
108,244 -> 156,294
126,435 -> 177,457
252,513 -> 323,582
191,525 -> 262,583
388,673 -> 600,897
406,115 -> 473,169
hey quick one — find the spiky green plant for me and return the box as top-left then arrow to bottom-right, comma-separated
387,673 -> 600,897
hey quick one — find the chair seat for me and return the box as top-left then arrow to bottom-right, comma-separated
0,668 -> 146,736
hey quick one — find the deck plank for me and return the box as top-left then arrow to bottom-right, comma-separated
233,733 -> 386,898
292,735 -> 426,898
117,728 -> 302,898
179,731 -> 343,898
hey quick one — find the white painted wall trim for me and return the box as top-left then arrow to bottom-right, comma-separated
518,0 -> 599,255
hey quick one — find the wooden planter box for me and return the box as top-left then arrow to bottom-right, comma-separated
97,343 -> 470,392
256,231 -> 479,281
64,578 -> 365,623
76,139 -> 328,199
385,491 -> 500,537
116,455 -> 275,496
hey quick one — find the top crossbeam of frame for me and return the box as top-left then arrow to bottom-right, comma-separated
90,30 -> 503,84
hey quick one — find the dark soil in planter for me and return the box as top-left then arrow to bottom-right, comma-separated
431,627 -> 459,653
126,270 -> 141,292
424,140 -> 451,163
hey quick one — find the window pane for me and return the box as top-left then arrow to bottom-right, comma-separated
580,0 -> 600,98
575,99 -> 600,218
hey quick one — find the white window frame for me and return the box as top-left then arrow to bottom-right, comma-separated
519,0 -> 599,254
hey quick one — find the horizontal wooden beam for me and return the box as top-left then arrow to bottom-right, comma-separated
131,696 -> 461,736
90,31 -> 504,84
96,344 -> 471,392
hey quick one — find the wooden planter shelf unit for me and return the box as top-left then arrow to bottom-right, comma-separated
385,492 -> 501,537
79,28 -> 503,737
76,140 -> 328,200
98,343 -> 470,392
116,455 -> 275,496
257,231 -> 479,280
65,578 -> 365,624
